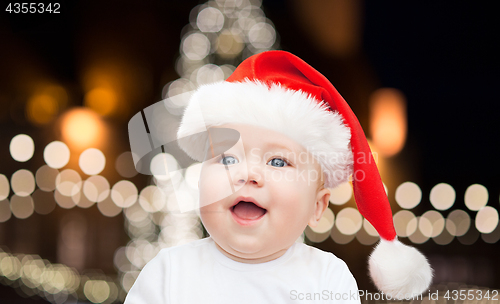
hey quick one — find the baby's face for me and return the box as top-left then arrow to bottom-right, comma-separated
198,123 -> 330,263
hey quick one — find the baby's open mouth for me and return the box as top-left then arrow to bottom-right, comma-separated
231,201 -> 267,220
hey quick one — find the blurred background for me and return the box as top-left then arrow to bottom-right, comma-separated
0,0 -> 499,303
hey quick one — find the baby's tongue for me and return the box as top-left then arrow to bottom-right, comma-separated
233,202 -> 266,220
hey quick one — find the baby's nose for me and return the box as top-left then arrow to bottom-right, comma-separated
244,164 -> 264,186
232,160 -> 264,186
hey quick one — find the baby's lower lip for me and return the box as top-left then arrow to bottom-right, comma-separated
230,208 -> 266,226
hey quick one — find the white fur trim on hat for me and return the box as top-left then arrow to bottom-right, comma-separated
368,238 -> 433,299
177,80 -> 353,188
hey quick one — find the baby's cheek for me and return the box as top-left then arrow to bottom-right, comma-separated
199,212 -> 221,239
199,171 -> 234,207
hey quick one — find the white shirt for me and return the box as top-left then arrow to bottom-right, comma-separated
125,237 -> 361,304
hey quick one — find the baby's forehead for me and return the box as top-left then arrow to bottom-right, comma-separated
210,123 -> 322,166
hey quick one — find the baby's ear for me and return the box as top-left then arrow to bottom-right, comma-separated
308,188 -> 330,228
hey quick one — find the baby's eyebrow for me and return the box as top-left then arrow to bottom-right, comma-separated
207,139 -> 238,157
263,142 -> 294,153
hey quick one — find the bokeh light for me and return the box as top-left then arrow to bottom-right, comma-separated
43,141 -> 70,169
395,181 -> 422,209
446,209 -> 471,237
197,7 -> 224,32
55,169 -> 82,197
35,165 -> 59,192
369,88 -> 407,157
60,107 -> 105,149
26,85 -> 68,125
305,226 -> 330,243
83,175 -> 110,202
10,134 -> 35,162
418,216 -> 433,238
363,218 -> 379,237
475,206 -> 499,234
330,223 -> 355,244
79,148 -> 106,176
408,218 -> 430,244
181,33 -> 211,61
113,247 -> 129,273
11,169 -> 36,197
0,199 -> 12,222
32,189 -> 56,215
194,64 -> 225,85
150,154 -> 169,180
130,217 -> 156,241
481,220 -> 500,244
0,255 -> 21,280
429,183 -> 456,210
464,184 -> 488,211
97,197 -> 122,217
329,182 -> 352,205
115,152 -> 138,178
54,189 -> 77,209
26,94 -> 57,125
457,219 -> 480,245
138,186 -> 167,213
164,78 -> 196,100
150,153 -> 179,182
0,174 -> 9,200
433,228 -> 454,245
10,194 -> 35,219
335,207 -> 362,235
216,29 -> 244,59
84,87 -> 118,117
111,180 -> 138,208
420,210 -> 445,238
121,271 -> 140,293
125,239 -> 159,269
83,279 -> 111,304
355,222 -> 379,246
124,202 -> 149,224
248,21 -> 276,49
76,193 -> 95,209
393,210 -> 417,237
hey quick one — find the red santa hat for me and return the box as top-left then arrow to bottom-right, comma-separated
177,50 -> 432,298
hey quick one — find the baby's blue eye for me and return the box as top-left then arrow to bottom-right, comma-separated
267,158 -> 288,167
220,155 -> 238,165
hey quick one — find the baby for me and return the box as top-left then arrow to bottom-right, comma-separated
125,51 -> 432,303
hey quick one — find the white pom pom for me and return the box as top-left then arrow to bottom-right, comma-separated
368,238 -> 433,300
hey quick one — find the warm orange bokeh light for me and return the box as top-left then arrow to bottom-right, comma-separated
60,108 -> 104,150
369,88 -> 407,157
84,87 -> 118,117
27,94 -> 58,124
26,85 -> 68,125
80,62 -> 138,121
294,0 -> 362,57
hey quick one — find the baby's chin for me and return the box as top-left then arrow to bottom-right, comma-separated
215,235 -> 293,263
